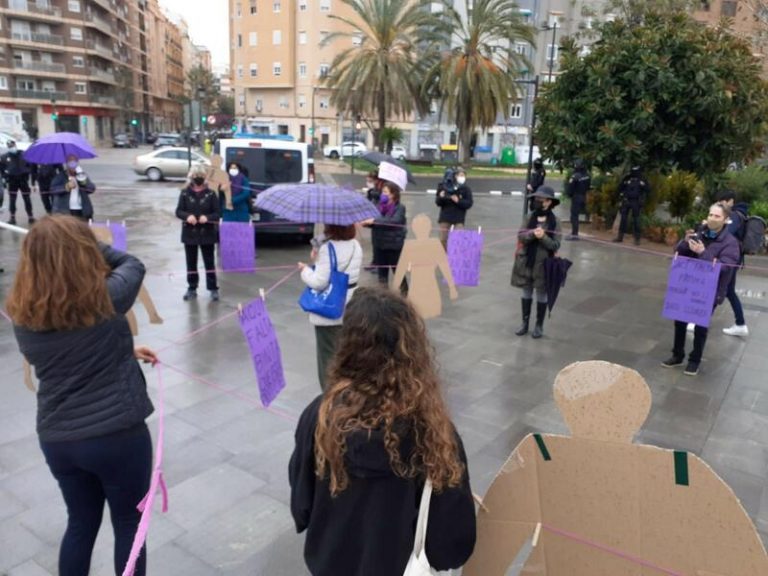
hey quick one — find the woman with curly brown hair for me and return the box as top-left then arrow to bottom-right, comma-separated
289,286 -> 476,576
7,216 -> 156,576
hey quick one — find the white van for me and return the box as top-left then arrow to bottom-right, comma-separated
214,137 -> 316,241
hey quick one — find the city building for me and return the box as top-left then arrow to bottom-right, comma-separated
0,0 -> 204,143
194,44 -> 212,72
213,63 -> 233,97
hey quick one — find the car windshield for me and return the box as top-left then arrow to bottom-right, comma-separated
225,148 -> 304,185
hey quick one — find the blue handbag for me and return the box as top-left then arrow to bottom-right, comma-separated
298,242 -> 350,320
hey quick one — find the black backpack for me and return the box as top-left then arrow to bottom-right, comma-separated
741,215 -> 767,255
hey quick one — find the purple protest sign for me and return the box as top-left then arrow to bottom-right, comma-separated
447,229 -> 484,286
220,221 -> 255,273
109,222 -> 127,252
238,298 -> 286,407
662,255 -> 722,327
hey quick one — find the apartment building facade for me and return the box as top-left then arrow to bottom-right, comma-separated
0,0 -> 200,143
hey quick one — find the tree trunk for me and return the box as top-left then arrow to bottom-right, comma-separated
458,129 -> 472,166
377,78 -> 386,152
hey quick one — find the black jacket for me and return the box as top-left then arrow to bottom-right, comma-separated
289,396 -> 476,576
13,246 -> 154,442
175,186 -> 221,245
530,168 -> 545,192
436,184 -> 473,225
1,151 -> 34,180
566,169 -> 591,199
36,164 -> 63,191
370,202 -> 407,251
619,174 -> 649,203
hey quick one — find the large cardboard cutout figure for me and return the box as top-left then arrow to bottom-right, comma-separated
465,361 -> 768,576
207,153 -> 232,209
392,213 -> 458,319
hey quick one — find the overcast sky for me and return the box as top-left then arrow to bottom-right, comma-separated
159,0 -> 229,68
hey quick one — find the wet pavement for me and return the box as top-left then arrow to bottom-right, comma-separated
1,148 -> 767,574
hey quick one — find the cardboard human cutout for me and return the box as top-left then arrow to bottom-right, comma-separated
464,360 -> 768,576
392,213 -> 458,319
207,153 -> 232,209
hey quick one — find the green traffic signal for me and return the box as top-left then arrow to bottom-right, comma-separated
131,119 -> 138,126
231,124 -> 238,133
202,115 -> 207,123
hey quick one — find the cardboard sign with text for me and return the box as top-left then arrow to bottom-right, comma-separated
464,361 -> 768,576
238,298 -> 286,407
662,255 -> 721,327
378,161 -> 408,191
447,229 -> 484,287
220,221 -> 256,273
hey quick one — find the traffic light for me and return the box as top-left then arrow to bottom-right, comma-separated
231,124 -> 238,133
201,115 -> 207,124
82,116 -> 88,125
51,111 -> 58,121
131,119 -> 138,126
308,127 -> 314,136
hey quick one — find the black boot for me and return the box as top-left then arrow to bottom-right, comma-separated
515,298 -> 533,336
531,302 -> 548,339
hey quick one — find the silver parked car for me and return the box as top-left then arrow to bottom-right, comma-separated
133,147 -> 210,181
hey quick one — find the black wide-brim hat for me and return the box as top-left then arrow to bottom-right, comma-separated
528,185 -> 560,208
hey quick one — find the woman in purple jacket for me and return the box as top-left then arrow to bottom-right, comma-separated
661,203 -> 740,376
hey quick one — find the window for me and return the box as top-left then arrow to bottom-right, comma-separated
68,1 -> 81,12
509,103 -> 522,118
73,55 -> 85,67
273,0 -> 280,12
352,34 -> 362,46
547,12 -> 561,28
70,27 -> 83,41
249,63 -> 258,77
273,62 -> 282,76
0,76 -> 7,90
17,79 -> 35,91
298,62 -> 307,77
319,0 -> 330,11
299,0 -> 307,10
255,98 -> 263,111
250,0 -> 257,14
721,1 -> 736,17
249,32 -> 257,46
273,30 -> 281,45
298,94 -> 306,108
319,96 -> 329,109
239,93 -> 245,106
236,2 -> 242,17
237,64 -> 243,78
279,96 -> 288,109
299,31 -> 307,44
74,82 -> 87,94
319,63 -> 330,77
546,44 -> 558,64
319,30 -> 329,43
237,34 -> 242,47
514,42 -> 527,55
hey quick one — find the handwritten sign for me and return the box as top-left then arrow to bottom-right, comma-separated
378,161 -> 408,191
447,229 -> 484,287
662,255 -> 721,327
220,221 -> 255,273
238,298 -> 286,407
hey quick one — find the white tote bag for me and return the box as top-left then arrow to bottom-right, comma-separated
403,479 -> 437,576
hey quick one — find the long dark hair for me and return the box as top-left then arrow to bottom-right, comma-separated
315,287 -> 464,495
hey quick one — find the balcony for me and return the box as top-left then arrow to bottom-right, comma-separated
90,0 -> 113,13
85,11 -> 113,31
94,95 -> 117,105
10,31 -> 64,46
13,89 -> 67,101
7,0 -> 62,18
86,40 -> 114,59
13,60 -> 66,74
89,67 -> 116,83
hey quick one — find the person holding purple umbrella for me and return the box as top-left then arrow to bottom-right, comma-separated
50,155 -> 96,220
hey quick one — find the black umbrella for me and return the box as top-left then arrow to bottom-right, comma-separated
361,151 -> 417,184
544,256 -> 573,316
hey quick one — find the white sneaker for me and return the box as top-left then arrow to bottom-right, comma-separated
686,323 -> 695,333
723,324 -> 749,337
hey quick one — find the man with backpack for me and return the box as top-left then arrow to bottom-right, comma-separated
716,190 -> 766,337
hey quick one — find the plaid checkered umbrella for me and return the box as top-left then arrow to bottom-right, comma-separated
254,184 -> 380,225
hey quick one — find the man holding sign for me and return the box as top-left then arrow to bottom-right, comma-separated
661,203 -> 740,376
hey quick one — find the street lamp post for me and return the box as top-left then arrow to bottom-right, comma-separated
513,76 -> 540,219
351,116 -> 361,174
311,86 -> 316,149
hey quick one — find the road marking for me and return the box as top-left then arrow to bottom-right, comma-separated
426,189 -> 437,195
481,359 -> 503,367
489,190 -> 502,196
511,191 -> 524,196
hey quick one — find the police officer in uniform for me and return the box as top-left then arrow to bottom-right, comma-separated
614,166 -> 649,245
526,158 -> 546,212
1,140 -> 35,224
565,159 -> 590,240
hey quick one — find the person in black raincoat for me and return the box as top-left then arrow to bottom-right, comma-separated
614,166 -> 649,245
1,141 -> 36,224
511,186 -> 562,339
436,168 -> 473,249
565,159 -> 590,240
526,158 -> 546,212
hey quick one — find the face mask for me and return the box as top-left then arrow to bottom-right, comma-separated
705,220 -> 721,234
366,180 -> 374,188
67,161 -> 78,170
379,194 -> 390,204
192,177 -> 205,186
456,177 -> 466,185
229,168 -> 239,177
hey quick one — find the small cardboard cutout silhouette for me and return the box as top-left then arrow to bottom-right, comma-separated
392,213 -> 457,319
207,154 -> 232,209
464,361 -> 768,576
91,225 -> 164,336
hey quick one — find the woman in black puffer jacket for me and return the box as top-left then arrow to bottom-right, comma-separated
7,215 -> 157,576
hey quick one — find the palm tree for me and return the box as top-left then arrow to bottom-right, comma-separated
423,0 -> 533,164
323,0 -> 444,151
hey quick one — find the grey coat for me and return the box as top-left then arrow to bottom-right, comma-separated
511,216 -> 562,290
13,246 -> 154,442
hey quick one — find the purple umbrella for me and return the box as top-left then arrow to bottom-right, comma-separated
23,132 -> 97,165
255,183 -> 380,225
